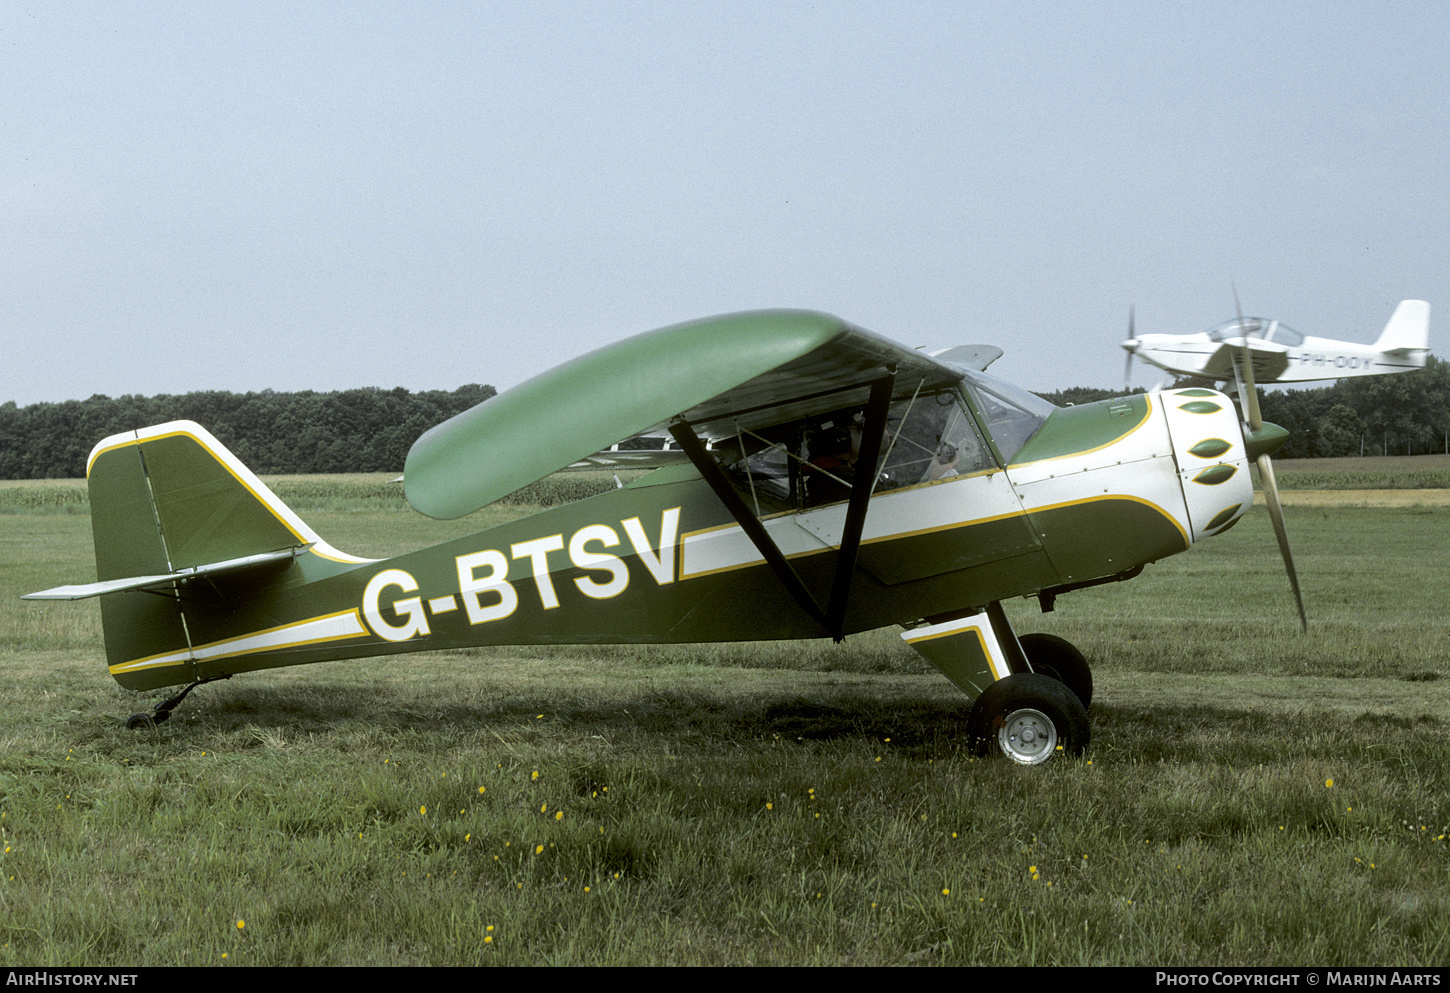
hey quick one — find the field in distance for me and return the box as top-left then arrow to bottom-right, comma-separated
1266,453 -> 1450,491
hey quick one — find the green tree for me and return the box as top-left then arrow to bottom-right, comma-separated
0,383 -> 497,478
1315,403 -> 1365,457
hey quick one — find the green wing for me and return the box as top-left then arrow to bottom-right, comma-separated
403,310 -> 967,519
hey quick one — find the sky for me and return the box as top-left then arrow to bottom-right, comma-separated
4,1 -> 1447,409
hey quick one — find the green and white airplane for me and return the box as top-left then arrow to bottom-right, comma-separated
24,310 -> 1302,764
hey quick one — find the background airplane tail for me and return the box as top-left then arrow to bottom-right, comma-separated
1372,300 -> 1431,354
84,421 -> 349,688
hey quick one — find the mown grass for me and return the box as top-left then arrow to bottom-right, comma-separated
1,476 -> 1447,965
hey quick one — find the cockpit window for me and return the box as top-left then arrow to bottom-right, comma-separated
1207,318 -> 1304,347
958,369 -> 1056,463
722,387 -> 997,510
874,389 -> 992,492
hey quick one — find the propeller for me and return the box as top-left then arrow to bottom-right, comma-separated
1122,306 -> 1136,391
1232,289 -> 1308,632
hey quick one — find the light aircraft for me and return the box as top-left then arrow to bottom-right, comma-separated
24,310 -> 1304,764
1121,299 -> 1431,389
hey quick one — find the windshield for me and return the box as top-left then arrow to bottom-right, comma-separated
958,369 -> 1057,463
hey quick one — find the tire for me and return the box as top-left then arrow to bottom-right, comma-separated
968,672 -> 1090,764
1018,632 -> 1093,709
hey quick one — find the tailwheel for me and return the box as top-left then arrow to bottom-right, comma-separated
121,674 -> 230,730
968,672 -> 1090,765
1019,633 -> 1093,708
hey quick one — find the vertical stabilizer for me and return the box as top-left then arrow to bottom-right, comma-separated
82,421 -> 364,688
1372,300 -> 1430,354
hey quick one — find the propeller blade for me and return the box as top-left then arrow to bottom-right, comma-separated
1233,286 -> 1264,432
1233,286 -> 1306,632
1257,452 -> 1308,632
1123,306 -> 1136,391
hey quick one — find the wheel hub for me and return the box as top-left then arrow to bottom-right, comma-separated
998,707 -> 1057,764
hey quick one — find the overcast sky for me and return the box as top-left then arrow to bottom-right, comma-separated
4,1 -> 1446,409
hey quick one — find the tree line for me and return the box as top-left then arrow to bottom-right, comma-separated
5,357 -> 1449,478
0,384 -> 495,479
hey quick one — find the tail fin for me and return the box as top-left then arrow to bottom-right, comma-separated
1372,300 -> 1431,354
88,421 -> 319,579
27,421 -> 367,689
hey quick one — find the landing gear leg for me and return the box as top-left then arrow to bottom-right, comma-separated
902,603 -> 1091,764
900,602 -> 1027,699
124,675 -> 230,729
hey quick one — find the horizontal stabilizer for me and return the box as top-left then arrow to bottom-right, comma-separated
24,546 -> 310,601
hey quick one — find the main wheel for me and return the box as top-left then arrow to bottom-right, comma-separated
968,672 -> 1090,764
1018,633 -> 1092,708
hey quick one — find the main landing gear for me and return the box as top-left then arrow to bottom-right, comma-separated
967,672 -> 1089,765
901,603 -> 1092,765
124,675 -> 230,729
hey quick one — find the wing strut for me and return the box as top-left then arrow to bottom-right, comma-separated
824,370 -> 895,638
668,367 -> 897,642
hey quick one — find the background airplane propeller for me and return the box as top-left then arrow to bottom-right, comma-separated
1232,290 -> 1308,632
1123,306 -> 1136,390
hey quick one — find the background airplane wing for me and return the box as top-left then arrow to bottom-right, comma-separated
1202,340 -> 1290,382
404,309 -> 966,519
563,446 -> 692,470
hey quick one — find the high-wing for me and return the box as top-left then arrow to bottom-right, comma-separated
404,310 -> 967,519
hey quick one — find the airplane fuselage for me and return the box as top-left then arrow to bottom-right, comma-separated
87,387 -> 1258,692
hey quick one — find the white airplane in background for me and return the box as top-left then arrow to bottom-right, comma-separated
1122,299 -> 1431,388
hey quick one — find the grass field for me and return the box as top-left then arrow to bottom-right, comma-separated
1,469 -> 1447,966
